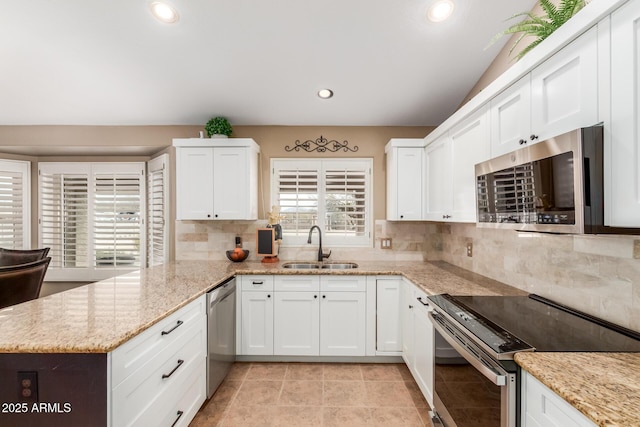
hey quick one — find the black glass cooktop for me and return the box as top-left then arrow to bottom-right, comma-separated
428,294 -> 640,354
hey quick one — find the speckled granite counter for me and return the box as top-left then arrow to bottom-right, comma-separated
0,260 -> 524,353
515,352 -> 640,427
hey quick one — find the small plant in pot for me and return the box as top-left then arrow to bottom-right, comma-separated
205,116 -> 233,138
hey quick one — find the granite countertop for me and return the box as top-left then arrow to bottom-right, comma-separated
0,260 -> 524,354
515,352 -> 640,427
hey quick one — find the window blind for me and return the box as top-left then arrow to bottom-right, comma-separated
147,155 -> 168,267
272,159 -> 371,246
0,160 -> 30,249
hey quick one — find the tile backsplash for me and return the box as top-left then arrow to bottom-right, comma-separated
176,219 -> 640,332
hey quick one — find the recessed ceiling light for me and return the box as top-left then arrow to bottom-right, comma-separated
318,89 -> 334,99
150,2 -> 179,24
427,0 -> 454,22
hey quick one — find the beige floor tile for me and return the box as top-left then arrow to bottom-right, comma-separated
415,406 -> 432,426
323,363 -> 363,381
270,406 -> 322,426
278,380 -> 323,406
212,380 -> 242,405
396,363 -> 414,381
233,380 -> 283,406
323,381 -> 368,406
222,405 -> 276,426
403,381 -> 430,408
361,364 -> 404,381
225,362 -> 252,381
285,363 -> 324,380
246,363 -> 288,380
365,381 -> 415,407
370,407 -> 425,426
322,407 -> 373,427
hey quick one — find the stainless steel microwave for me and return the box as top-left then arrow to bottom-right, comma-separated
475,125 -> 621,234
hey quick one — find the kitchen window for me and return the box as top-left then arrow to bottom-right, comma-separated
38,162 -> 146,281
271,158 -> 372,247
0,159 -> 30,249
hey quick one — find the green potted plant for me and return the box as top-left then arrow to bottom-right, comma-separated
204,116 -> 233,138
490,0 -> 587,61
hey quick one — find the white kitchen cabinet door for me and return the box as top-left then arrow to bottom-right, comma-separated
530,26 -> 599,142
424,135 -> 453,221
274,291 -> 320,356
386,144 -> 425,220
522,371 -> 596,427
490,75 -> 532,158
450,105 -> 491,222
240,291 -> 274,355
320,292 -> 366,356
176,147 -> 214,220
212,147 -> 248,219
401,281 -> 415,367
413,294 -> 434,408
608,1 -> 640,227
376,279 -> 402,353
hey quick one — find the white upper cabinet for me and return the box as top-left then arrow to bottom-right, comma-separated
385,139 -> 426,220
530,26 -> 599,141
425,106 -> 490,222
450,106 -> 491,222
608,0 -> 640,227
490,26 -> 599,158
174,139 -> 260,220
490,75 -> 532,157
424,134 -> 453,221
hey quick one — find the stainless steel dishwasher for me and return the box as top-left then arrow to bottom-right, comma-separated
206,277 -> 236,398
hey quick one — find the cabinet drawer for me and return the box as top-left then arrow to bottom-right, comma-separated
111,296 -> 206,387
275,275 -> 320,292
111,320 -> 206,427
321,275 -> 366,292
240,275 -> 274,291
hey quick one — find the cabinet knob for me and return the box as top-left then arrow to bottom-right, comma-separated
519,139 -> 527,145
207,214 -> 211,218
442,214 -> 451,219
267,294 -> 271,298
314,295 -> 318,299
322,295 -> 326,299
409,305 -> 413,309
530,134 -> 539,141
400,215 -> 404,219
214,214 -> 218,218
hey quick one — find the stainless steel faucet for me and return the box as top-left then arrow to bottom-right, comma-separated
307,225 -> 331,262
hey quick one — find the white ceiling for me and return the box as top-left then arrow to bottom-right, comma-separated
1,0 -> 536,127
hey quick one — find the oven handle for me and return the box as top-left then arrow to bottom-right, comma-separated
429,312 -> 507,387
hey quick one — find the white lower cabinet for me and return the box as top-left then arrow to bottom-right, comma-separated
376,278 -> 403,353
238,275 -> 368,357
274,291 -> 320,355
402,280 -> 434,408
110,296 -> 207,427
522,371 -> 596,427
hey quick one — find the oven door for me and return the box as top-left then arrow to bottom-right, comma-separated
429,312 -> 517,427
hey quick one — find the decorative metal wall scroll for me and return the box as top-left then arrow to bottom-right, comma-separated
285,135 -> 359,153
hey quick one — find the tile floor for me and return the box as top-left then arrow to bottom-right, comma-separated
190,362 -> 432,426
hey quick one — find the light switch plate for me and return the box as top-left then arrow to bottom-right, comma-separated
381,238 -> 392,249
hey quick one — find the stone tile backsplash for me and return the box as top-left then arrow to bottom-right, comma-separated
176,219 -> 640,332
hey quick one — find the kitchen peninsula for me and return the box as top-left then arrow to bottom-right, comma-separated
0,260 -> 638,427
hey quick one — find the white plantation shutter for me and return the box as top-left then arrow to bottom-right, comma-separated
39,166 -> 89,269
272,159 -> 372,246
0,160 -> 30,249
93,165 -> 143,269
39,162 -> 145,281
147,154 -> 168,266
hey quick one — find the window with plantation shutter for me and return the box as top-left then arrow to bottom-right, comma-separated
271,159 -> 372,246
0,159 -> 30,249
39,162 -> 145,281
147,154 -> 169,266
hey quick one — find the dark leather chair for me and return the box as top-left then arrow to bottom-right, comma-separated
0,257 -> 51,309
0,247 -> 50,267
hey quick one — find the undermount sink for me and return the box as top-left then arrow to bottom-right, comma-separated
281,262 -> 358,270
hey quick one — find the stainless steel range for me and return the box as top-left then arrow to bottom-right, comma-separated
427,293 -> 640,427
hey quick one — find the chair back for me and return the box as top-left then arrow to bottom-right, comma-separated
0,257 -> 51,309
0,247 -> 51,267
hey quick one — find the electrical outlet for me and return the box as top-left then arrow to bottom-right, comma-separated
18,371 -> 38,402
381,238 -> 392,249
466,242 -> 473,257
